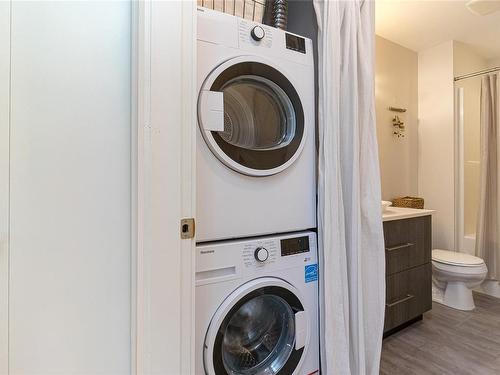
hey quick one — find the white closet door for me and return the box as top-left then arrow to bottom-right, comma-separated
9,2 -> 131,373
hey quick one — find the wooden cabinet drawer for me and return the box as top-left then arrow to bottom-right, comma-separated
384,263 -> 432,332
383,216 -> 431,275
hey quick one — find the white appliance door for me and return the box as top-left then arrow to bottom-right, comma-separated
204,278 -> 309,375
198,56 -> 307,177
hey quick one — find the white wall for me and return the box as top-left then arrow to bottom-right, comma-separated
487,57 -> 500,67
375,36 -> 419,200
0,2 -> 10,372
8,2 -> 131,373
418,41 -> 455,250
454,42 -> 488,77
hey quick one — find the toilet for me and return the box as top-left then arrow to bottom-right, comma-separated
432,249 -> 488,311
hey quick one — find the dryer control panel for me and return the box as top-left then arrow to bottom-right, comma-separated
285,33 -> 306,54
238,19 -> 273,48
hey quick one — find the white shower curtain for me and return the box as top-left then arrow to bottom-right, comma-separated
476,74 -> 500,282
313,1 -> 385,374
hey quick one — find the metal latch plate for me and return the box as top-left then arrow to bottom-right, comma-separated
180,218 -> 195,239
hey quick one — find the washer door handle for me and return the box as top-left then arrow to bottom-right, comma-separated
199,90 -> 224,131
295,310 -> 307,350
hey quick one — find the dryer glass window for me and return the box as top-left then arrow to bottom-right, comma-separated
221,295 -> 295,375
219,76 -> 296,151
200,61 -> 305,174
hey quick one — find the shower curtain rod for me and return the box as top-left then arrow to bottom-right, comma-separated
454,66 -> 500,82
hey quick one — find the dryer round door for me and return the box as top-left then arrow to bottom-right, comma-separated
204,277 -> 310,375
198,56 -> 306,177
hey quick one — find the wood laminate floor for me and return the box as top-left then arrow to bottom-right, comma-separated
380,292 -> 500,375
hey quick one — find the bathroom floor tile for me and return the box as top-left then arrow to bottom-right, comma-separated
380,293 -> 500,374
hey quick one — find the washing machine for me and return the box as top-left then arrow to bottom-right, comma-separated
195,231 -> 320,375
196,7 -> 316,242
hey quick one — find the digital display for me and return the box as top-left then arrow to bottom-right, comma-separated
281,236 -> 310,256
285,33 -> 306,54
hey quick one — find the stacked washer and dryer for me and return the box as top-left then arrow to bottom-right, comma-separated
195,7 -> 319,375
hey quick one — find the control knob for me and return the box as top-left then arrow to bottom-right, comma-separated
251,25 -> 265,41
254,247 -> 269,262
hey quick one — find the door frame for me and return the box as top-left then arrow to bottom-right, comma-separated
133,1 -> 196,374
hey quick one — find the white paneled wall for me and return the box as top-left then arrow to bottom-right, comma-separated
8,2 -> 131,373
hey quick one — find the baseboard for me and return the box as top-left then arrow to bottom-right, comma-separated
383,315 -> 423,339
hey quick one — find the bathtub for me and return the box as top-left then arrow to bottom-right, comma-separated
465,233 -> 500,298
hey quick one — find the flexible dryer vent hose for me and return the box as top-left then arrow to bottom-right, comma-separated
273,0 -> 288,29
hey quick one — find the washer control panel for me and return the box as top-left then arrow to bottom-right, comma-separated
243,239 -> 278,267
241,233 -> 314,270
196,231 -> 317,285
195,232 -> 317,285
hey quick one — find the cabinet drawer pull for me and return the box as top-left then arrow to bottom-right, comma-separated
386,294 -> 414,307
386,242 -> 414,252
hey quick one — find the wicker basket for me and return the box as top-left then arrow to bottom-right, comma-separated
392,196 -> 424,209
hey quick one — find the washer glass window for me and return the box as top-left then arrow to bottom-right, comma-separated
209,284 -> 306,375
221,295 -> 295,375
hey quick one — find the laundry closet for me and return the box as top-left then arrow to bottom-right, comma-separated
194,6 -> 319,375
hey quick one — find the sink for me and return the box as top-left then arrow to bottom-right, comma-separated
382,200 -> 392,213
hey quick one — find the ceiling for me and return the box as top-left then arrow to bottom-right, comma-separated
375,0 -> 500,61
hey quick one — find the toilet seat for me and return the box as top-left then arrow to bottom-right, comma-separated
432,260 -> 488,277
432,249 -> 485,267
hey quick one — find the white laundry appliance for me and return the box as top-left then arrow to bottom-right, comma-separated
195,231 -> 320,375
196,7 -> 316,242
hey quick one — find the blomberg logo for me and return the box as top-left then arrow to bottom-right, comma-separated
200,250 -> 215,255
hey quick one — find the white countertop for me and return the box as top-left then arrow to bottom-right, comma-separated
382,206 -> 435,222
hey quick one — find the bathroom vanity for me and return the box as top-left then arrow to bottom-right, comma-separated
382,207 -> 435,336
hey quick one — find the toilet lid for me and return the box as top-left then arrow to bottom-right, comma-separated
432,249 -> 484,267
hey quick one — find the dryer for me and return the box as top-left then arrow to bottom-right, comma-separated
197,8 -> 316,242
195,231 -> 319,375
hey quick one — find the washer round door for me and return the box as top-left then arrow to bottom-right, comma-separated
204,278 -> 310,375
198,56 -> 306,177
